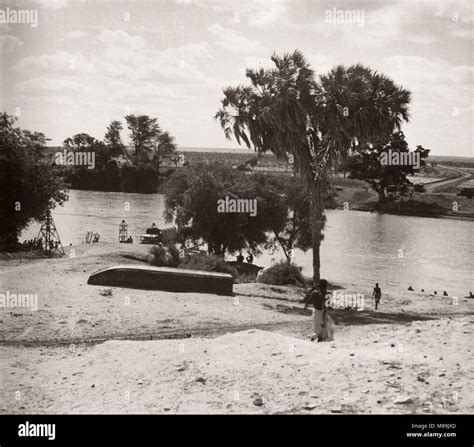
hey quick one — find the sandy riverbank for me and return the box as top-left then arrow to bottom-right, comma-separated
1,243 -> 473,413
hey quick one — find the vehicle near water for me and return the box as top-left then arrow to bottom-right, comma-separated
139,224 -> 177,245
139,234 -> 162,244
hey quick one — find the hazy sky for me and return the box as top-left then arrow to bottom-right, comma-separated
1,0 -> 472,156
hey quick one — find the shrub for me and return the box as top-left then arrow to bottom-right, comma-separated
179,253 -> 239,279
258,260 -> 304,286
167,244 -> 181,267
149,244 -> 180,268
150,245 -> 167,266
236,272 -> 256,284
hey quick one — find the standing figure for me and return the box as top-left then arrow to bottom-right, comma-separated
303,279 -> 335,342
372,282 -> 382,310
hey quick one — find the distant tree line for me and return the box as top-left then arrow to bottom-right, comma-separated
59,115 -> 177,193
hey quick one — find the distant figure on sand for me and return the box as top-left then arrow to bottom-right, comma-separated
246,253 -> 254,264
303,279 -> 335,342
236,252 -> 244,263
372,283 -> 382,310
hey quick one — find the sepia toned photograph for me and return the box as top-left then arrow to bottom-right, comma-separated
0,0 -> 472,436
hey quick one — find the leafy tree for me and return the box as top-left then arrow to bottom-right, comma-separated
264,175 -> 328,262
0,113 -> 68,251
347,131 -> 430,200
216,50 -> 411,285
104,120 -> 126,159
60,134 -> 106,188
125,115 -> 161,165
163,162 -> 284,256
63,133 -> 97,150
152,131 -> 176,171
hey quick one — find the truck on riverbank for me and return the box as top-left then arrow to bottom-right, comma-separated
139,225 -> 177,245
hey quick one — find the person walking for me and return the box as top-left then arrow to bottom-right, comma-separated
372,283 -> 382,310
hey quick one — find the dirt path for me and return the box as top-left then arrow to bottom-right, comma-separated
0,310 -> 452,348
427,166 -> 472,193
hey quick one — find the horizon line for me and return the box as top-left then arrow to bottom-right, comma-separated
45,145 -> 474,159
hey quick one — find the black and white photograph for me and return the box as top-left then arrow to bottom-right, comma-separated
0,0 -> 472,439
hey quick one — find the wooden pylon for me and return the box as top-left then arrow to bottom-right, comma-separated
37,211 -> 65,257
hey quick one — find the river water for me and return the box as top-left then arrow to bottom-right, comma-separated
22,189 -> 473,299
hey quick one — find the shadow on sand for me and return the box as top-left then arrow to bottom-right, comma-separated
261,303 -> 436,325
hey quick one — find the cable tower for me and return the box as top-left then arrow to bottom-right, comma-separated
37,211 -> 65,257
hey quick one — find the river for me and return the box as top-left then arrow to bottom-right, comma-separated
22,189 -> 473,299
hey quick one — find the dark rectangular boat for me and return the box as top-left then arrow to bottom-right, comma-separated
87,264 -> 233,296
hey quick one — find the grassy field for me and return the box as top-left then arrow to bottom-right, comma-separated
427,155 -> 474,169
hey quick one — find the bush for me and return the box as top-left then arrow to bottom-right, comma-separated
149,247 -> 239,279
179,253 -> 239,279
258,260 -> 304,286
149,244 -> 180,267
236,272 -> 256,284
167,244 -> 181,267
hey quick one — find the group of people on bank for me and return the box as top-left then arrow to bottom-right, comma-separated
236,252 -> 253,264
21,237 -> 60,252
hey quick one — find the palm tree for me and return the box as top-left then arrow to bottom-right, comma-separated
216,50 -> 411,286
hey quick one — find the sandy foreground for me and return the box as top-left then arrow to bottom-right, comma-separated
0,243 -> 473,414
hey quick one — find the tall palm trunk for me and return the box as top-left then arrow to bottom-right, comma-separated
308,173 -> 325,286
